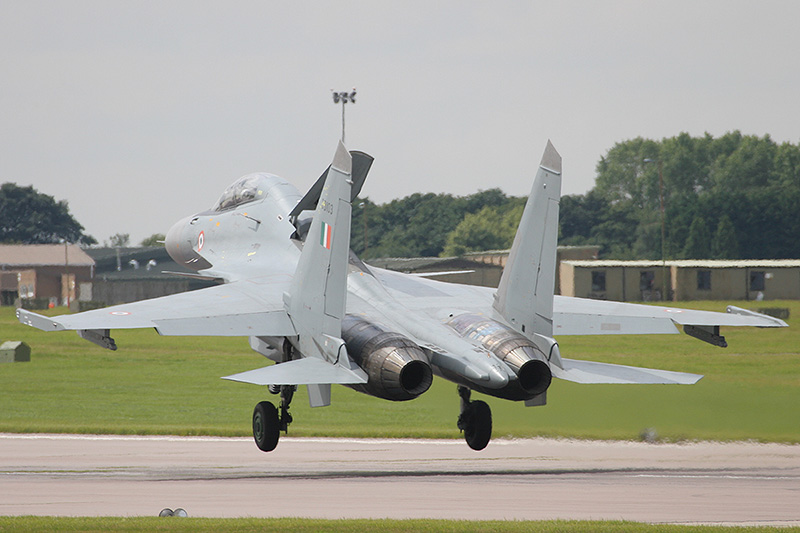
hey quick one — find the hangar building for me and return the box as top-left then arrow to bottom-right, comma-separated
560,260 -> 800,302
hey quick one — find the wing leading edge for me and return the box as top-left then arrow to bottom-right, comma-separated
17,278 -> 297,347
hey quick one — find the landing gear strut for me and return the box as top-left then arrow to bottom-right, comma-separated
252,339 -> 300,452
253,384 -> 296,452
457,386 -> 492,451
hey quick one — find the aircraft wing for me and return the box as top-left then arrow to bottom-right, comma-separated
551,296 -> 787,335
17,275 -> 296,346
367,266 -> 786,343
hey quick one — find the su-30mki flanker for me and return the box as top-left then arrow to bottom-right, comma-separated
19,140 -> 787,452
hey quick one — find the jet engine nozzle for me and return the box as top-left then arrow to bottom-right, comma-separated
342,315 -> 433,401
447,314 -> 552,400
517,359 -> 552,396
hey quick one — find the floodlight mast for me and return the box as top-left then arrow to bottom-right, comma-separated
331,88 -> 356,143
644,157 -> 668,300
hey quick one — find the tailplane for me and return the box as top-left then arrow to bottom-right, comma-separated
493,141 -> 562,338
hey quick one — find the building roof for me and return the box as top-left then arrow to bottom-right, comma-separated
367,256 -> 494,272
0,244 -> 95,268
85,247 -> 200,280
563,259 -> 800,268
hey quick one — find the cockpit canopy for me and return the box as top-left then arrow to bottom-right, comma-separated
209,173 -> 303,216
212,175 -> 264,212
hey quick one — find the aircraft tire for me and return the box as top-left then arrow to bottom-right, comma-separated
253,401 -> 280,452
463,400 -> 492,451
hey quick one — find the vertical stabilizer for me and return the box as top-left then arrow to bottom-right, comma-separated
493,141 -> 562,337
286,142 -> 364,383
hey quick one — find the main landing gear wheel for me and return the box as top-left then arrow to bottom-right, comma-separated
252,384 -> 297,452
456,386 -> 492,451
253,401 -> 280,452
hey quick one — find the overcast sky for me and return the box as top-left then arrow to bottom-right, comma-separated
2,1 -> 799,245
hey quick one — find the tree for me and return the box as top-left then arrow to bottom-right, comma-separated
682,215 -> 712,259
710,134 -> 776,192
441,203 -> 523,256
594,137 -> 660,207
559,190 -> 609,245
140,233 -> 166,247
344,133 -> 800,260
712,215 -> 739,259
352,189 -> 517,259
0,183 -> 96,245
774,141 -> 800,189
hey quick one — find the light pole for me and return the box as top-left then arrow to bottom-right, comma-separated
331,88 -> 356,144
61,239 -> 71,308
359,201 -> 368,256
644,158 -> 668,300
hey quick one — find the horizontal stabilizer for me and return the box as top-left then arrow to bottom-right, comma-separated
553,358 -> 702,385
222,357 -> 368,386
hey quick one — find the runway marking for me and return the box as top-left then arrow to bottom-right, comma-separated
2,433 -> 798,451
0,434 -> 490,446
634,473 -> 796,481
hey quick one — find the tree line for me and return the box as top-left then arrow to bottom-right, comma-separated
4,131 -> 799,260
351,131 -> 800,260
560,131 -> 800,259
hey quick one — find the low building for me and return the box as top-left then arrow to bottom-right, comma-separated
370,246 -> 600,291
84,247 -> 217,306
560,260 -> 800,301
0,244 -> 217,308
0,244 -> 94,305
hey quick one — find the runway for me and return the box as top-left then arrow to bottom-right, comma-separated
1,433 -> 798,525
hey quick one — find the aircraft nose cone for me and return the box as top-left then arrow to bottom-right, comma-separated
165,215 -> 212,271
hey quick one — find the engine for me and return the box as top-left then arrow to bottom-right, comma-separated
341,315 -> 433,401
447,314 -> 552,398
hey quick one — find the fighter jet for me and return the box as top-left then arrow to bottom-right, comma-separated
18,141 -> 787,452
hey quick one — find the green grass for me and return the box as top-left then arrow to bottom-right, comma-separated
0,517 -> 797,532
1,301 -> 798,443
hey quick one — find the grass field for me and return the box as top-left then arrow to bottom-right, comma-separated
0,517 -> 797,532
1,301 -> 798,443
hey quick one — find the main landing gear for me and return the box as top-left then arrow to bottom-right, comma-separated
252,339 -> 297,452
457,385 -> 492,451
253,384 -> 296,452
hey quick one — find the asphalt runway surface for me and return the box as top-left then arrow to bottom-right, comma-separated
1,433 -> 798,526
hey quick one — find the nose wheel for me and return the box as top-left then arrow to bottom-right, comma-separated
252,384 -> 296,452
457,386 -> 492,451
